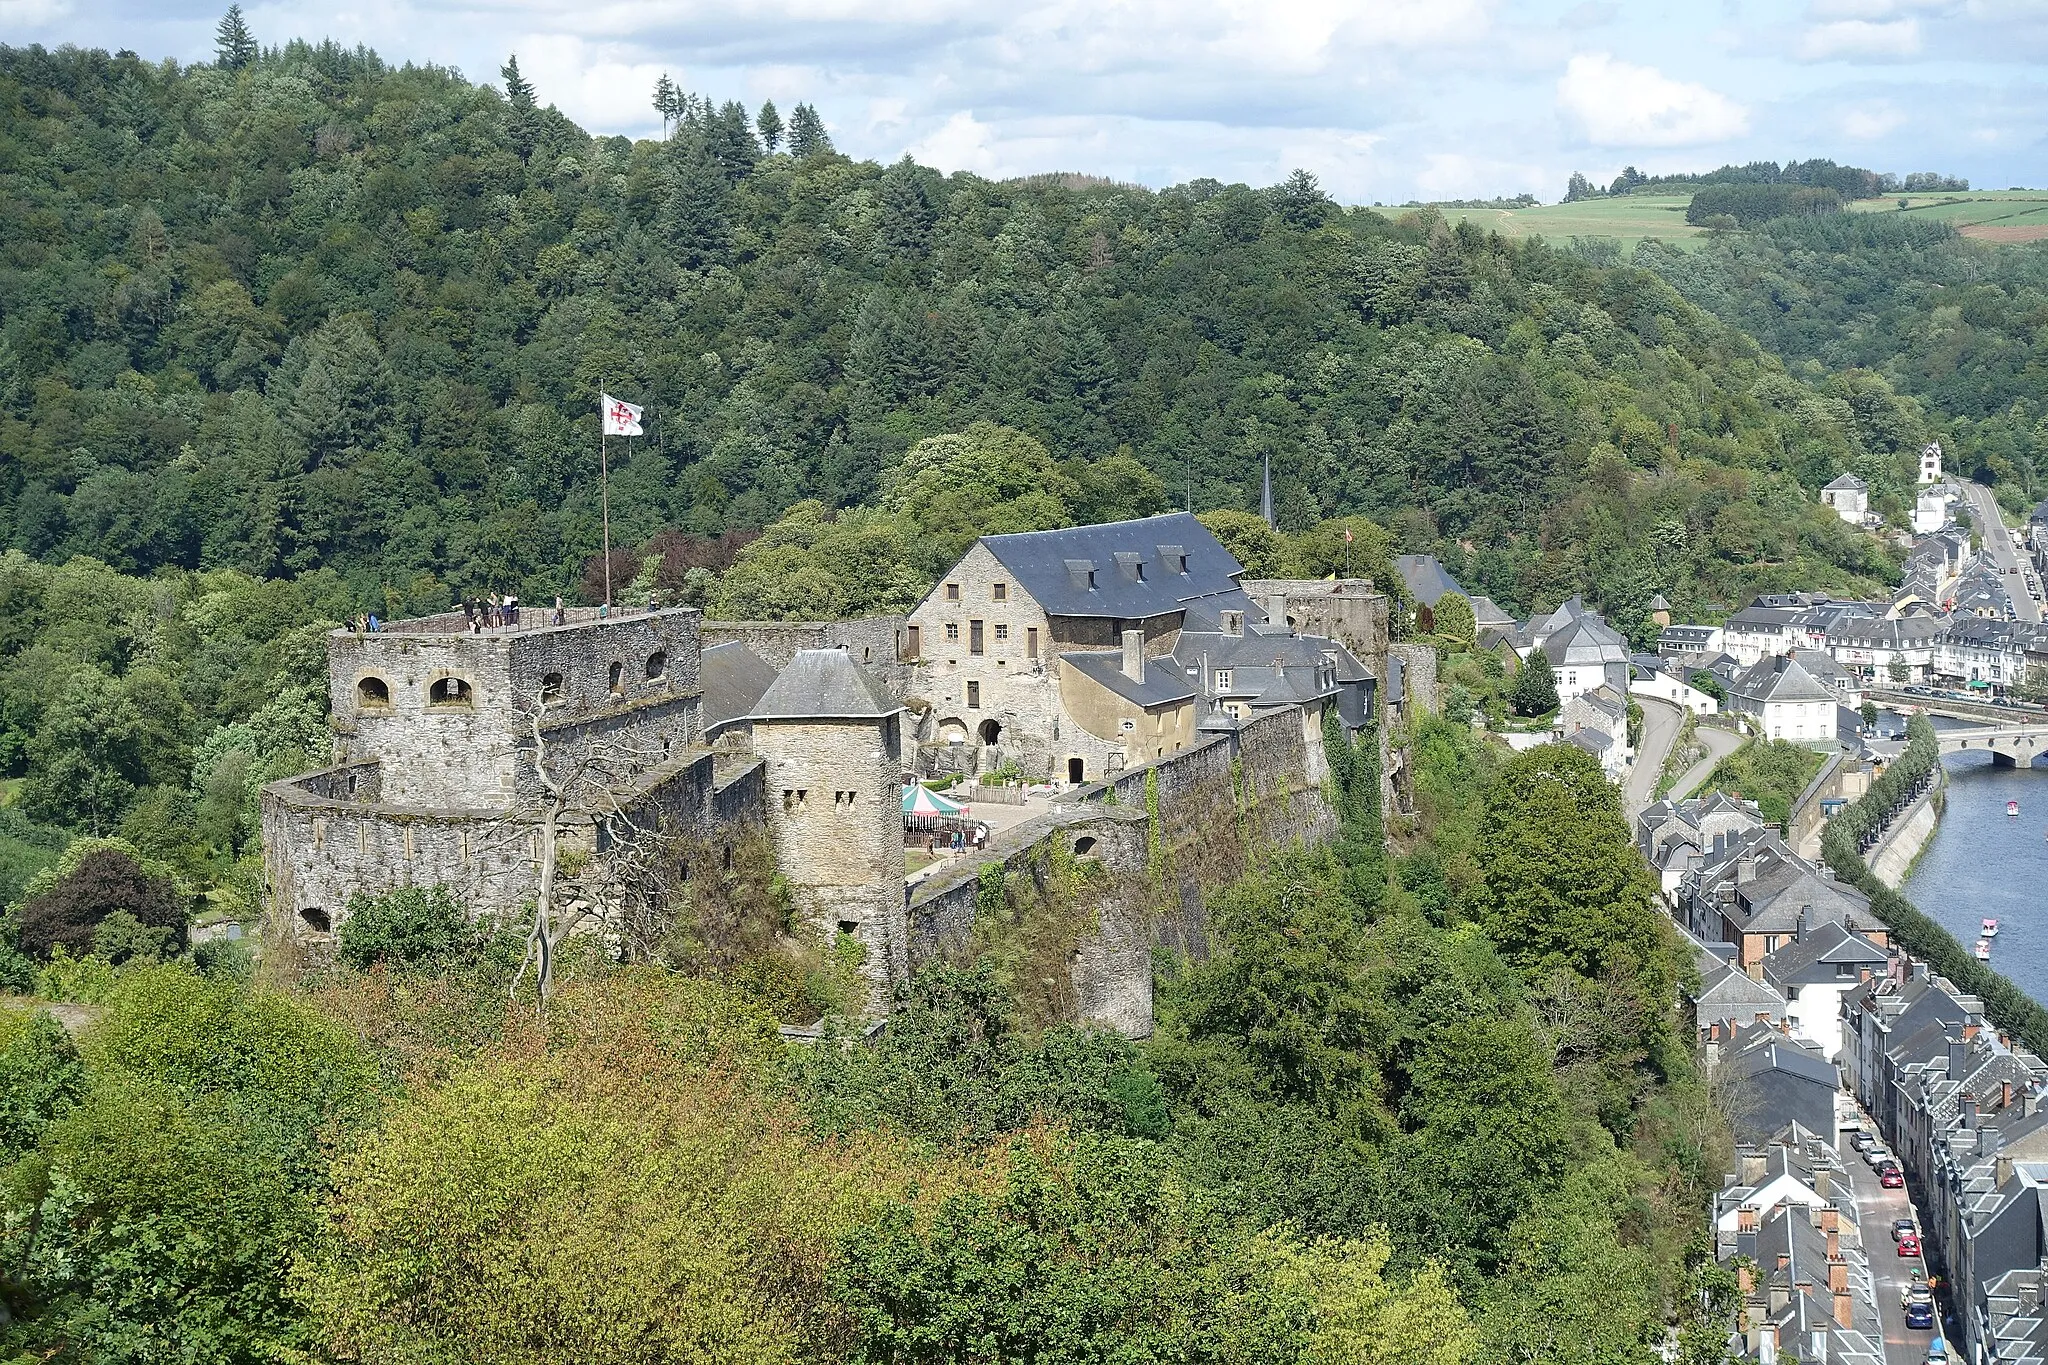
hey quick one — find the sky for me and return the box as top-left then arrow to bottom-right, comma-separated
8,0 -> 2046,203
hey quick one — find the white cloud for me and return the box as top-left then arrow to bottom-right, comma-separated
1797,18 -> 1922,59
1839,102 -> 1906,139
1555,52 -> 1748,147
1414,151 -> 1547,200
513,34 -> 679,134
0,0 -> 73,25
907,111 -> 1004,175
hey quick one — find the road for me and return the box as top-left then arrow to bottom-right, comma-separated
1663,721 -> 1746,805
1842,1115 -> 1943,1365
1961,481 -> 2043,623
1625,696 -> 1684,819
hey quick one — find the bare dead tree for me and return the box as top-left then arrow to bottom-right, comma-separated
476,688 -> 678,1006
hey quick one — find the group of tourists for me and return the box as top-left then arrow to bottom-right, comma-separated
348,613 -> 381,634
464,595 -> 521,631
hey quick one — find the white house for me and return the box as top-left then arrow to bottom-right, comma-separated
1912,487 -> 1950,536
1726,654 -> 1838,742
1919,440 -> 1943,485
1513,597 -> 1631,705
1820,474 -> 1869,525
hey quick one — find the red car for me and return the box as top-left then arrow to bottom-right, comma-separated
1899,1233 -> 1922,1257
1882,1168 -> 1906,1189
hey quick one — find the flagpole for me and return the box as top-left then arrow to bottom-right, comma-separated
600,382 -> 612,609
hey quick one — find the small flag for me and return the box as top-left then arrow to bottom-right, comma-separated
601,393 -> 643,437
1342,528 -> 1353,543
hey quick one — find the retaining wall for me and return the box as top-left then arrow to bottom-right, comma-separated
1867,770 -> 1945,888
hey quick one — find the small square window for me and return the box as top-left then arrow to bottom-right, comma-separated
994,623 -> 1009,642
993,582 -> 1008,601
945,583 -> 960,601
946,623 -> 960,642
967,681 -> 981,708
1215,669 -> 1232,691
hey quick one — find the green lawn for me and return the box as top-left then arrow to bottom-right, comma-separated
1439,195 -> 1707,251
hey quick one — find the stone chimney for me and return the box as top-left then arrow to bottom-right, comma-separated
1949,1036 -> 1967,1080
1738,1205 -> 1761,1233
1742,1148 -> 1767,1184
1795,907 -> 1810,942
1999,1153 -> 2016,1186
1738,852 -> 1758,883
1979,1124 -> 2003,1158
1832,1280 -> 1854,1329
1223,610 -> 1243,638
1819,1204 -> 1839,1234
1815,1167 -> 1832,1200
1962,1091 -> 1978,1131
1122,629 -> 1145,683
1769,1274 -> 1790,1314
1826,1224 -> 1841,1261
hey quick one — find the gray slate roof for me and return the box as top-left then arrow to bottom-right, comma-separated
751,648 -> 903,720
1060,650 -> 1196,708
978,513 -> 1249,621
1824,473 -> 1869,492
1732,654 -> 1837,706
699,641 -> 780,733
1395,554 -> 1468,608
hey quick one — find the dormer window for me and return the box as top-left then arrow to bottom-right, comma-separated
1157,545 -> 1188,574
1065,559 -> 1097,591
1114,552 -> 1145,582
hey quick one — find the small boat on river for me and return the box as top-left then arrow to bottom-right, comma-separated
1983,918 -> 2001,938
2010,800 -> 2022,818
1976,938 -> 1994,961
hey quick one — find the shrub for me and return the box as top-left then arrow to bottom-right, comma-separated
336,884 -> 518,976
11,840 -> 187,960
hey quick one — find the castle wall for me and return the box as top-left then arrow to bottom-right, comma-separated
1242,579 -> 1390,676
906,700 -> 1341,1036
700,617 -> 906,671
330,610 -> 705,808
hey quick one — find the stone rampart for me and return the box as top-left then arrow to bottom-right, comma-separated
700,617 -> 905,671
906,700 -> 1342,1035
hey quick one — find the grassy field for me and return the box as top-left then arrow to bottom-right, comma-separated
1438,195 -> 1706,251
1847,189 -> 2048,242
1439,188 -> 2048,250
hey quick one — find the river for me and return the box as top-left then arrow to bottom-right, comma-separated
1894,715 -> 2048,1004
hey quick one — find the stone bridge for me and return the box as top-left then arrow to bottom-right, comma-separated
1865,689 -> 2048,767
1937,725 -> 2048,767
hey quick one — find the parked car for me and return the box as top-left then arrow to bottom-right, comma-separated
1850,1130 -> 1875,1153
1866,1144 -> 1894,1167
1926,1342 -> 1950,1365
1907,1300 -> 1936,1331
1900,1232 -> 1923,1257
1893,1217 -> 1918,1241
1882,1167 -> 1906,1189
1903,1276 -> 1930,1309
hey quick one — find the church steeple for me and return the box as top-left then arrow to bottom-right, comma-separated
1260,453 -> 1274,528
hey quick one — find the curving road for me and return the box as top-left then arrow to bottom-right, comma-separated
1625,695 -> 1685,819
1663,719 -> 1745,806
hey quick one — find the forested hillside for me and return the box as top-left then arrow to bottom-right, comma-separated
1640,216 -> 2048,503
0,39 -> 1916,630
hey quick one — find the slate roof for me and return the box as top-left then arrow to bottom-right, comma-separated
977,513 -> 1249,621
1695,961 -> 1788,1027
1394,554 -> 1468,608
1732,654 -> 1837,706
1060,650 -> 1197,709
1763,921 -> 1889,992
699,641 -> 779,734
1824,473 -> 1869,492
1469,595 -> 1515,627
751,648 -> 903,720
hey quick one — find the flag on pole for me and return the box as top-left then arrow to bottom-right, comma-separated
1342,528 -> 1353,543
601,393 -> 643,437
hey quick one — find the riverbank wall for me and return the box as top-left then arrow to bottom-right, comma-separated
1866,768 -> 1944,888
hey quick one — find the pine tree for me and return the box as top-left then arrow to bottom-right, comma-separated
1512,649 -> 1559,717
653,74 -> 676,138
755,99 -> 783,153
214,4 -> 256,70
707,100 -> 759,179
787,103 -> 832,159
501,55 -> 537,161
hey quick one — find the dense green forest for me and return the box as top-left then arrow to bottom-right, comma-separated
1640,215 -> 2048,503
0,37 -> 1916,635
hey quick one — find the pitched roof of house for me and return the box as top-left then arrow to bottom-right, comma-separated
1060,650 -> 1197,709
1763,920 -> 1889,992
976,512 -> 1249,621
1824,473 -> 1869,492
1733,654 -> 1838,706
1394,554 -> 1468,608
751,648 -> 903,720
699,641 -> 780,733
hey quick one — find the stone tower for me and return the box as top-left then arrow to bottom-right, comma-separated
747,649 -> 907,1000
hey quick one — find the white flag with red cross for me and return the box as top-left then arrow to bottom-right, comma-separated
601,393 -> 643,437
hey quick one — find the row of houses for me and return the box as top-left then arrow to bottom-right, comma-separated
1648,787 -> 2048,1362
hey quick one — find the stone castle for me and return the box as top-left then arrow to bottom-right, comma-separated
262,513 -> 1398,1024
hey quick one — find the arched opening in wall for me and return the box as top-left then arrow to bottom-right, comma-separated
1068,756 -> 1085,784
608,661 -> 625,694
1072,835 -> 1098,858
428,676 -> 473,707
540,672 -> 563,703
357,676 -> 390,708
939,718 -> 970,745
645,651 -> 667,680
300,906 -> 331,933
978,719 -> 1003,746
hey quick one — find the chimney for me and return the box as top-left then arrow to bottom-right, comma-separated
1795,907 -> 1810,942
1263,594 -> 1289,630
1827,1253 -> 1847,1294
1738,1205 -> 1761,1233
1826,1225 -> 1841,1262
1738,852 -> 1758,883
1832,1283 -> 1854,1330
1224,610 -> 1243,638
1962,1091 -> 1979,1131
1122,629 -> 1145,682
1949,1036 -> 1967,1080
1743,1149 -> 1767,1185
1757,1010 -> 1776,1026
1770,1275 -> 1790,1315
1979,1124 -> 2003,1157
1999,1153 -> 2015,1186
1737,1262 -> 1756,1295
2004,1079 -> 2015,1111
1819,1204 -> 1839,1234
1815,1167 -> 1832,1200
